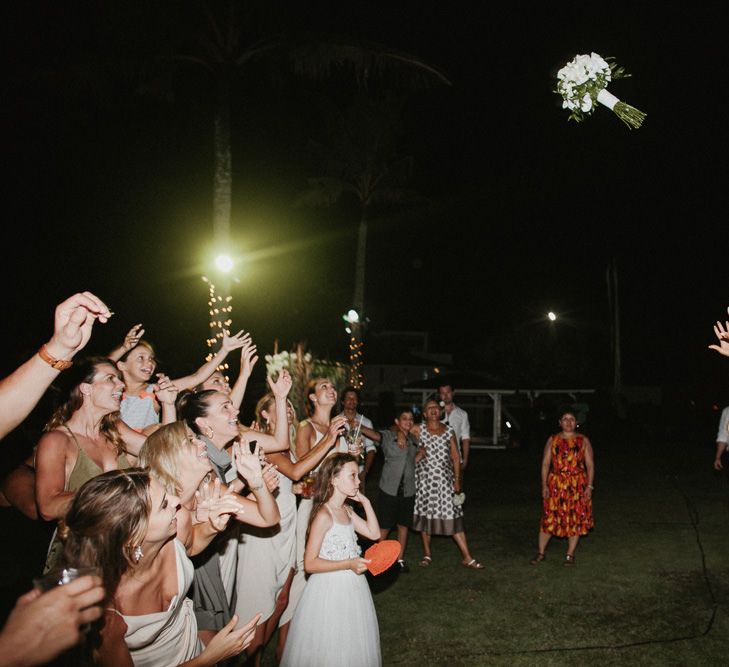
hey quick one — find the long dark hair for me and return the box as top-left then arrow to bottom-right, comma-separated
308,453 -> 358,535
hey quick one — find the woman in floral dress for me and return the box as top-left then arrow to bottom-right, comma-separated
530,408 -> 594,566
413,399 -> 483,569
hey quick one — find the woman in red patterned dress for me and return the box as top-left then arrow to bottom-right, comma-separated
530,408 -> 594,566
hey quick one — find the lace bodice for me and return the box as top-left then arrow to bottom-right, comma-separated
318,512 -> 362,561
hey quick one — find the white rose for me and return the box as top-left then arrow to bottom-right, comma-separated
580,93 -> 593,112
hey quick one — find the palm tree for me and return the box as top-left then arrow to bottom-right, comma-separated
296,93 -> 429,386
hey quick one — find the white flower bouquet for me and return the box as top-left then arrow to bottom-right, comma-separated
453,492 -> 465,507
555,52 -> 646,129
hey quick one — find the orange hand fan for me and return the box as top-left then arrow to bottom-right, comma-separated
364,540 -> 400,576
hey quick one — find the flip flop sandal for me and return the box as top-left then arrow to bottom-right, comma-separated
530,553 -> 546,565
419,555 -> 432,567
463,559 -> 485,569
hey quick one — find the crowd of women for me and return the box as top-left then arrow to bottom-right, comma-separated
4,295 -> 725,666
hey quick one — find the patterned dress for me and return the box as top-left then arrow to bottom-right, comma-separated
540,434 -> 594,537
413,425 -> 464,535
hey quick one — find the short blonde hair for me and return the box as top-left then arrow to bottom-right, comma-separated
138,421 -> 189,495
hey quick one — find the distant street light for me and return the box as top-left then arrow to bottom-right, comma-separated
343,309 -> 360,324
547,311 -> 557,322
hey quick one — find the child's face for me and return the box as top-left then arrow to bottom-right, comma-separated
332,462 -> 360,497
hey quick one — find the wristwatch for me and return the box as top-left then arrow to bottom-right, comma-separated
37,344 -> 73,370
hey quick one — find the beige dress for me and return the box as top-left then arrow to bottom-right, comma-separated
111,540 -> 203,667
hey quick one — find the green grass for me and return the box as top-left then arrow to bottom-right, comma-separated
260,436 -> 729,666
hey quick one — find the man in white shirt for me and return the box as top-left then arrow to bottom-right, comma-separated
438,382 -> 471,471
713,405 -> 729,475
339,385 -> 376,481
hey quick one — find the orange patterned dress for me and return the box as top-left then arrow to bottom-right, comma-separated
540,434 -> 593,537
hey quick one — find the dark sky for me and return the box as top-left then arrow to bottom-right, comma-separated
1,1 -> 727,402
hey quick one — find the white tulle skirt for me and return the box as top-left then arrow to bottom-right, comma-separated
279,568 -> 381,667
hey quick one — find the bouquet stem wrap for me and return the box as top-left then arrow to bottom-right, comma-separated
597,89 -> 646,129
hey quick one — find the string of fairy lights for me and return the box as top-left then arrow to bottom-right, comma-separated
201,275 -> 232,376
348,334 -> 364,389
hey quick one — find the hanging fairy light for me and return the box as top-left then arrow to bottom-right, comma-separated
202,275 -> 233,378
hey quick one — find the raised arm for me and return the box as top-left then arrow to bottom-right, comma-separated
229,337 -> 257,409
708,310 -> 729,358
172,331 -> 248,391
0,292 -> 112,440
349,492 -> 380,540
228,442 -> 280,527
357,423 -> 382,443
269,415 -> 346,482
107,323 -> 144,363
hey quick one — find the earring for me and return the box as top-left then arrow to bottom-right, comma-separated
207,427 -> 214,439
133,545 -> 143,563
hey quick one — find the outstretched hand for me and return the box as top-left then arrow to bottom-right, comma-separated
232,439 -> 264,486
195,478 -> 245,530
122,323 -> 145,352
153,373 -> 178,405
268,369 -> 293,398
708,312 -> 729,358
221,330 -> 249,354
48,291 -> 112,359
240,337 -> 258,377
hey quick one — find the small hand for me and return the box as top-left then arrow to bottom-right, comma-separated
349,557 -> 371,575
714,458 -> 724,471
541,486 -> 549,499
123,323 -> 145,351
327,415 -> 348,441
268,369 -> 293,398
350,490 -> 368,505
584,487 -> 593,501
153,373 -> 178,405
201,613 -> 262,663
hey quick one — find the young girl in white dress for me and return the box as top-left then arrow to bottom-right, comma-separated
280,453 -> 382,667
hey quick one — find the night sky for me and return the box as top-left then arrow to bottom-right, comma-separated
2,1 -> 727,407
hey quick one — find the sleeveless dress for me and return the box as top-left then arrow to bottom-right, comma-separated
540,434 -> 594,537
280,422 -> 349,626
413,425 -> 464,535
44,427 -> 131,573
112,540 -> 204,667
120,385 -> 159,430
279,506 -> 381,667
234,464 -> 297,625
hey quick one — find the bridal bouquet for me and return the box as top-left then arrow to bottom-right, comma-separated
555,52 -> 646,129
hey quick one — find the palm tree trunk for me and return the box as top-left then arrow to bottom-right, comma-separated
213,88 -> 232,250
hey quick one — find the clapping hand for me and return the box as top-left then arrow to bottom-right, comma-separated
268,369 -> 293,398
708,310 -> 729,358
195,477 -> 245,530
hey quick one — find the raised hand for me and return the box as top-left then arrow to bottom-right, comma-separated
48,291 -> 112,359
221,330 -> 249,354
240,337 -> 259,377
153,373 -> 178,405
122,323 -> 145,352
708,313 -> 729,358
232,439 -> 264,486
268,369 -> 293,398
327,415 -> 348,441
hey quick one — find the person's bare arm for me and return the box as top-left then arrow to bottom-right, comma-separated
229,337 -> 257,409
540,438 -> 552,499
35,431 -> 74,521
348,492 -> 380,540
449,434 -> 462,493
304,511 -> 370,575
0,292 -> 112,440
713,440 -> 727,471
583,436 -> 595,501
108,323 -> 144,363
172,332 -> 247,391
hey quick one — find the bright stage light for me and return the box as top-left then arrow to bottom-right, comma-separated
547,311 -> 557,321
215,255 -> 234,272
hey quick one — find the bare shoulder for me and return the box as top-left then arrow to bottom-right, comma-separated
36,428 -> 73,456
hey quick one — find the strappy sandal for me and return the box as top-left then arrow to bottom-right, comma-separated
463,558 -> 485,570
419,555 -> 432,567
530,552 -> 546,565
564,554 -> 575,567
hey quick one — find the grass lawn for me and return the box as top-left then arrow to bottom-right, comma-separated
261,435 -> 729,666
